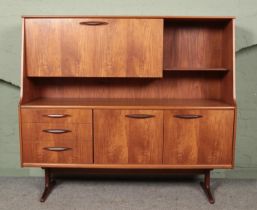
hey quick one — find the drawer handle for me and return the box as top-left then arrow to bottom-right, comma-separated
44,114 -> 69,118
42,129 -> 71,134
79,21 -> 108,26
125,114 -> 155,119
43,147 -> 71,152
174,114 -> 203,119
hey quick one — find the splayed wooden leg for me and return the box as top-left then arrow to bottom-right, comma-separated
40,168 -> 56,202
200,170 -> 215,204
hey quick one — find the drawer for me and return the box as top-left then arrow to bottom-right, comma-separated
23,140 -> 77,164
22,123 -> 77,141
21,108 -> 92,123
22,124 -> 93,164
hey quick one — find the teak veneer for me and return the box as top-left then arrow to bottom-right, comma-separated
19,16 -> 236,204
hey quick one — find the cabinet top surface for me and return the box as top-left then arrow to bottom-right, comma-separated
21,98 -> 235,109
22,15 -> 236,19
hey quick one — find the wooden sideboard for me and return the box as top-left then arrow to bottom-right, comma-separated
19,16 -> 236,204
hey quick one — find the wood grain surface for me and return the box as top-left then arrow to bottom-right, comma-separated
164,20 -> 227,70
20,16 -> 236,170
21,108 -> 92,123
25,18 -> 163,77
22,123 -> 92,164
21,98 -> 235,109
94,110 -> 163,164
163,109 -> 234,165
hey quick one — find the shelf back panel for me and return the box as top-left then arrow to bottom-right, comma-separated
28,71 -> 226,100
164,20 -> 230,70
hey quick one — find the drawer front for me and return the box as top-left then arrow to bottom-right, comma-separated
22,123 -> 77,141
23,140 -> 77,164
163,109 -> 234,166
22,124 -> 93,164
94,110 -> 163,164
21,108 -> 92,123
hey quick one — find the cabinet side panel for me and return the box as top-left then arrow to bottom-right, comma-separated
221,19 -> 235,104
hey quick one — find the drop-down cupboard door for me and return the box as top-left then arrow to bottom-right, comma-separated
163,110 -> 235,168
25,18 -> 163,77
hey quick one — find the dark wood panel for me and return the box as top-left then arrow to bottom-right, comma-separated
25,18 -> 163,77
94,110 -> 163,164
163,109 -> 234,165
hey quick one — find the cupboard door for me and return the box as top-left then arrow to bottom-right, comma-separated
163,110 -> 234,166
25,18 -> 163,77
94,110 -> 163,164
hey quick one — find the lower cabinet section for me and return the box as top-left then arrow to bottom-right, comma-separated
94,110 -> 163,164
21,108 -> 235,168
163,110 -> 234,166
22,123 -> 92,164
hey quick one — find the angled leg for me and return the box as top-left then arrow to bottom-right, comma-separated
200,170 -> 215,204
40,168 -> 56,202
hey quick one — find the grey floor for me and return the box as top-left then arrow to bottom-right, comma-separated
0,176 -> 256,210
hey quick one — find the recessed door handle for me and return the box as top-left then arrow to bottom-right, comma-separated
43,147 -> 71,152
42,129 -> 71,134
79,21 -> 108,26
125,114 -> 155,119
43,114 -> 69,118
173,114 -> 203,119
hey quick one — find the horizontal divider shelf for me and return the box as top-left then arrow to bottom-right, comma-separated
21,98 -> 235,109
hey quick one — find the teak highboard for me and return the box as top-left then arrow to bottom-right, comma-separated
19,16 -> 236,204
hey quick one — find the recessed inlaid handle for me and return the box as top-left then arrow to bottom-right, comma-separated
125,114 -> 155,119
79,21 -> 108,26
42,129 -> 71,134
43,114 -> 69,118
174,114 -> 203,119
43,147 -> 71,152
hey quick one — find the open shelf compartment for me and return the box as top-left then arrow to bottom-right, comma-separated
164,18 -> 233,71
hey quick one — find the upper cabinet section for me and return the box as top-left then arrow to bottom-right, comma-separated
24,18 -> 163,77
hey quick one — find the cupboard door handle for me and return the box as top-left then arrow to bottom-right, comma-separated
125,114 -> 155,119
43,147 -> 71,152
42,129 -> 71,134
174,114 -> 203,119
79,21 -> 108,26
44,114 -> 69,118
